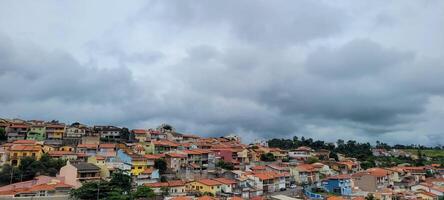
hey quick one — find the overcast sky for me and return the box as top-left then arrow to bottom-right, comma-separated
1,1 -> 444,145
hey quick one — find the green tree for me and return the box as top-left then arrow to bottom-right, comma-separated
154,159 -> 167,174
216,160 -> 234,170
70,181 -> 111,200
260,153 -> 276,162
133,186 -> 155,199
108,189 -> 131,200
365,193 -> 375,200
109,170 -> 132,193
307,157 -> 319,164
160,186 -> 170,197
0,128 -> 6,142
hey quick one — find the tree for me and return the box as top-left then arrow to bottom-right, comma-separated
133,186 -> 155,199
154,159 -> 167,174
216,160 -> 234,170
109,170 -> 132,193
365,193 -> 375,200
307,157 -> 319,164
70,181 -> 111,200
260,153 -> 276,162
160,186 -> 170,197
0,128 -> 6,142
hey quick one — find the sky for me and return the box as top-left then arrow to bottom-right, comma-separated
1,1 -> 444,145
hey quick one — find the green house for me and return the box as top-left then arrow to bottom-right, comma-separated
27,125 -> 46,141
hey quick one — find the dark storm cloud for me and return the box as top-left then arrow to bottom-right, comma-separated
143,0 -> 347,46
1,1 -> 444,144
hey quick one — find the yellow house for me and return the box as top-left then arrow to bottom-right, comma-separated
45,124 -> 65,140
131,156 -> 149,176
60,145 -> 75,152
186,179 -> 223,195
87,156 -> 111,179
9,142 -> 43,166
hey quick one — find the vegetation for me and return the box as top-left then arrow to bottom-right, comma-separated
0,128 -> 6,142
307,157 -> 319,164
260,152 -> 276,162
0,154 -> 66,186
404,149 -> 444,158
71,171 -> 154,200
216,160 -> 234,170
154,159 -> 167,174
267,136 -> 444,167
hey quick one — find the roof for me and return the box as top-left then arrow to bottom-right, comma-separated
325,174 -> 351,180
252,171 -> 285,180
72,162 -> 101,171
12,140 -> 37,144
171,197 -> 193,200
77,144 -> 98,149
144,180 -> 185,188
99,143 -> 116,148
48,151 -> 77,156
251,165 -> 266,171
197,179 -> 223,186
197,196 -> 218,200
166,153 -> 187,158
295,146 -> 313,151
213,178 -> 236,185
367,168 -> 391,177
132,129 -> 147,134
10,145 -> 41,151
144,154 -> 163,160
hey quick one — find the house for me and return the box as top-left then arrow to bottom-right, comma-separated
95,125 -> 122,140
65,125 -> 86,138
8,140 -> 43,166
98,143 -> 117,159
248,171 -> 286,193
292,164 -> 320,184
45,123 -> 65,140
27,123 -> 46,141
182,149 -> 215,171
149,129 -> 167,140
48,151 -> 78,160
322,174 -> 352,196
182,134 -> 201,143
6,123 -> 29,142
288,146 -> 314,161
76,143 -> 98,156
186,179 -> 223,196
87,156 -> 113,179
117,149 -> 151,176
135,168 -> 160,185
58,161 -> 101,188
213,178 -> 237,193
165,152 -> 188,172
0,176 -> 73,198
416,191 -> 439,200
153,140 -> 179,153
145,180 -> 187,196
352,168 -> 392,192
411,182 -> 444,197
132,129 -> 149,142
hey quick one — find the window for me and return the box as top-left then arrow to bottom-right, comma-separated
23,153 -> 27,156
32,153 -> 36,157
13,153 -> 17,157
138,166 -> 142,169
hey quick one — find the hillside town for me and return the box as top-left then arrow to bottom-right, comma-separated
0,118 -> 444,200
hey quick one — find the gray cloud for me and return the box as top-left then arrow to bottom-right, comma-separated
1,1 -> 444,145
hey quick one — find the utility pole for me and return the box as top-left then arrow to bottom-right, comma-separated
96,181 -> 100,200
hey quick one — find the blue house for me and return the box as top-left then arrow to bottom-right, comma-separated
322,175 -> 352,196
